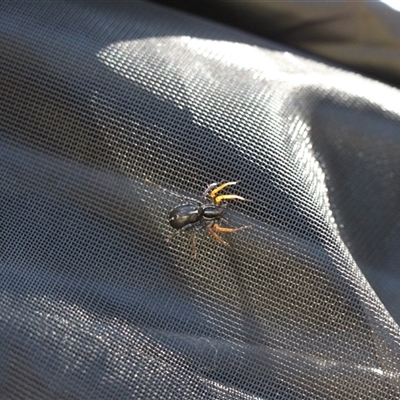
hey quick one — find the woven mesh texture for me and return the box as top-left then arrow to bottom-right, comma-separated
0,1 -> 400,399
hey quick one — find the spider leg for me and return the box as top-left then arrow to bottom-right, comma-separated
207,181 -> 240,200
203,182 -> 218,198
165,229 -> 182,243
190,232 -> 197,258
207,224 -> 230,246
204,181 -> 250,205
166,221 -> 206,258
165,221 -> 199,243
214,194 -> 248,205
207,222 -> 251,247
213,222 -> 251,233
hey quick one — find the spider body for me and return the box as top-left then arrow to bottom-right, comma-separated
167,181 -> 251,257
168,203 -> 224,229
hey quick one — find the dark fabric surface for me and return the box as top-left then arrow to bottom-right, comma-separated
152,0 -> 400,88
0,1 -> 399,398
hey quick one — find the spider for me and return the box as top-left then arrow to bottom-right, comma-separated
166,181 -> 251,257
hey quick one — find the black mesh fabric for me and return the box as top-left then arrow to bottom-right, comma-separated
1,1 -> 400,399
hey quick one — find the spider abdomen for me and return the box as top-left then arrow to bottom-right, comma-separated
169,204 -> 203,229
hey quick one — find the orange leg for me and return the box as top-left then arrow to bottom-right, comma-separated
207,225 -> 230,246
206,223 -> 251,247
213,223 -> 251,233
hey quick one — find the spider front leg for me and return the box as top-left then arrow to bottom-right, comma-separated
204,181 -> 249,205
203,181 -> 224,199
203,181 -> 238,199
